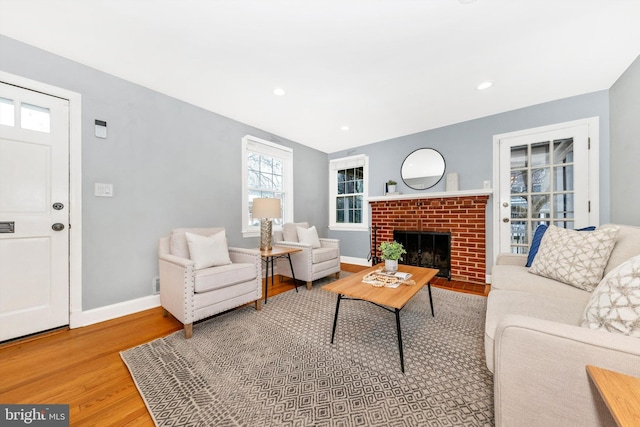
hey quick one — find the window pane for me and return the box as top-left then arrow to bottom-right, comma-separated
346,181 -> 354,194
355,195 -> 362,209
20,103 -> 50,133
511,195 -> 528,219
510,170 -> 527,194
336,197 -> 344,209
511,146 -> 528,168
531,195 -> 550,219
554,165 -> 574,191
337,210 -> 344,223
346,169 -> 355,181
510,221 -> 527,245
554,193 -> 574,219
531,142 -> 549,167
337,182 -> 345,195
531,168 -> 550,193
0,97 -> 14,126
553,139 -> 574,164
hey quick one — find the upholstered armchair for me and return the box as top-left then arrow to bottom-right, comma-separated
159,227 -> 262,338
274,222 -> 340,289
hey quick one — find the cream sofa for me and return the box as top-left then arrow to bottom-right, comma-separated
485,224 -> 640,427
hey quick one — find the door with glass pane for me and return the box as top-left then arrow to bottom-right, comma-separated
497,122 -> 592,255
0,82 -> 70,342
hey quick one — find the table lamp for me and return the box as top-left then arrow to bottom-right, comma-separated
252,198 -> 281,251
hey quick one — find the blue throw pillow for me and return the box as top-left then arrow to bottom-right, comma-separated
525,224 -> 596,267
526,224 -> 548,267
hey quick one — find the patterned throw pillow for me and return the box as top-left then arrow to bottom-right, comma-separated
529,225 -> 619,292
582,254 -> 640,337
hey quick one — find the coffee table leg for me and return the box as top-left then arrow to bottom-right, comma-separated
330,294 -> 342,344
427,282 -> 434,317
395,308 -> 405,373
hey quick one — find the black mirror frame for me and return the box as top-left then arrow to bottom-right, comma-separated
400,148 -> 446,190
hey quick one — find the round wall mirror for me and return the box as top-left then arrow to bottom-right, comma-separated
401,148 -> 446,190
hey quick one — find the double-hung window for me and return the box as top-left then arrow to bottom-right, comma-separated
329,155 -> 368,231
241,135 -> 293,237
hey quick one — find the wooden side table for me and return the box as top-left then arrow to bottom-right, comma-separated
586,365 -> 640,427
260,246 -> 302,304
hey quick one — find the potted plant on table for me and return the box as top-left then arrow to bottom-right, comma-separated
378,240 -> 406,272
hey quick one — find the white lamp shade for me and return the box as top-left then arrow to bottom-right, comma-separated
252,198 -> 281,219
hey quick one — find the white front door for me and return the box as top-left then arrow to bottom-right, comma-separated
494,119 -> 598,257
0,82 -> 70,342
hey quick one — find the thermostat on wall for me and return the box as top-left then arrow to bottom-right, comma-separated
95,120 -> 107,139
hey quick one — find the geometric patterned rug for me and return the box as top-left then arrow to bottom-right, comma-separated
121,279 -> 494,426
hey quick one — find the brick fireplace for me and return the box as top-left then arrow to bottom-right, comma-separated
369,192 -> 491,284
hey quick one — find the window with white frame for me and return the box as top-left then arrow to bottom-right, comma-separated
241,135 -> 293,237
329,155 -> 368,231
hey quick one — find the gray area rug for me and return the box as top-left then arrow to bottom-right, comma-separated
121,277 -> 494,426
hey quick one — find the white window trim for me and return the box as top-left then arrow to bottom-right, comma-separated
241,135 -> 293,238
329,154 -> 369,231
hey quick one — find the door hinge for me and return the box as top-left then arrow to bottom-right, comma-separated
588,137 -> 591,150
588,201 -> 591,212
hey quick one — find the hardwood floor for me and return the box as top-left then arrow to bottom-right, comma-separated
0,264 -> 487,426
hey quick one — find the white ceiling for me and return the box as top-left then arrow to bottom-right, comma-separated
1,1 -> 639,153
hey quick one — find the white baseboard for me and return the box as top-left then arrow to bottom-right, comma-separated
340,256 -> 371,267
78,294 -> 161,328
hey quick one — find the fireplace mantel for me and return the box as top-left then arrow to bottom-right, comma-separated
367,188 -> 492,202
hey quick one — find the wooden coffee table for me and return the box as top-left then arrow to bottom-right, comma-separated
323,264 -> 439,373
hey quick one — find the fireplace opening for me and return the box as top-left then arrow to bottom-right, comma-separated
393,230 -> 451,280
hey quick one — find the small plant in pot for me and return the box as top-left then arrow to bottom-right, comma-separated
378,240 -> 406,272
386,180 -> 397,193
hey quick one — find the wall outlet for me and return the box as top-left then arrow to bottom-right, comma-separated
152,276 -> 160,294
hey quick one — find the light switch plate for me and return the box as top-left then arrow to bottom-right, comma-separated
95,183 -> 113,197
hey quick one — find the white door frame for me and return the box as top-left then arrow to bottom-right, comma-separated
491,117 -> 600,264
0,71 -> 83,329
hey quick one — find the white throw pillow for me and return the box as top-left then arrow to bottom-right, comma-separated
297,225 -> 321,248
582,254 -> 640,337
185,231 -> 231,269
529,224 -> 619,292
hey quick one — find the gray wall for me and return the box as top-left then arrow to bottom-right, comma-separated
0,35 -> 328,310
610,55 -> 640,226
329,91 -> 611,271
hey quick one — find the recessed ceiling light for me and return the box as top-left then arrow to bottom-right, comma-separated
273,88 -> 286,96
340,125 -> 350,131
477,81 -> 493,90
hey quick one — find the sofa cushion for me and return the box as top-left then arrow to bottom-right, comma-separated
582,254 -> 640,337
529,224 -> 619,292
312,247 -> 338,264
297,225 -> 321,248
282,222 -> 309,242
194,262 -> 256,293
185,231 -> 231,269
604,224 -> 640,276
491,264 -> 591,300
485,289 -> 588,372
170,227 -> 224,259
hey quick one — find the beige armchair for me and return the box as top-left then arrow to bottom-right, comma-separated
274,222 -> 340,289
159,227 -> 262,338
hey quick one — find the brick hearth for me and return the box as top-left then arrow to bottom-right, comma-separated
370,195 -> 490,284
